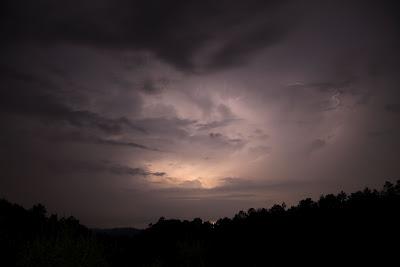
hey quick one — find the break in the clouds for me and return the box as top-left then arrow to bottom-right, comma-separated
1,0 -> 400,228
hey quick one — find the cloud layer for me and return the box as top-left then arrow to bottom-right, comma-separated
1,0 -> 400,227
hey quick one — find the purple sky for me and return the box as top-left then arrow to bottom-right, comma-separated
1,0 -> 400,228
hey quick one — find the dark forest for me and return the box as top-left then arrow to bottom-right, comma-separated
2,180 -> 399,266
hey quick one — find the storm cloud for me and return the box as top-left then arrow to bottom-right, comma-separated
1,0 -> 400,228
1,0 -> 293,72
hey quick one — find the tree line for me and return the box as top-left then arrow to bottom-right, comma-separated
1,180 -> 399,266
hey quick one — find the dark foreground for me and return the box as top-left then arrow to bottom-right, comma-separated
1,180 -> 399,266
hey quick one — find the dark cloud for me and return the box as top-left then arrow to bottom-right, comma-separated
141,78 -> 164,95
367,129 -> 397,138
92,138 -> 161,152
196,118 -> 239,131
1,0 -> 400,228
152,172 -> 166,177
0,0 -> 293,72
385,104 -> 400,113
49,160 -> 165,177
0,67 -> 146,134
307,139 -> 326,154
287,79 -> 354,93
192,132 -> 245,151
111,75 -> 167,95
133,117 -> 196,138
53,132 -> 161,152
207,21 -> 289,71
209,132 -> 222,139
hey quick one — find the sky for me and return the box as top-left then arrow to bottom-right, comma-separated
1,0 -> 400,228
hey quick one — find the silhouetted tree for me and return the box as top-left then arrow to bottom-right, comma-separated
2,179 -> 399,266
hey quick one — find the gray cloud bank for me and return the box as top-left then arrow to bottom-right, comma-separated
1,0 -> 400,227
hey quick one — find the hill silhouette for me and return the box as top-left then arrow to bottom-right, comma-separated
1,180 -> 399,266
